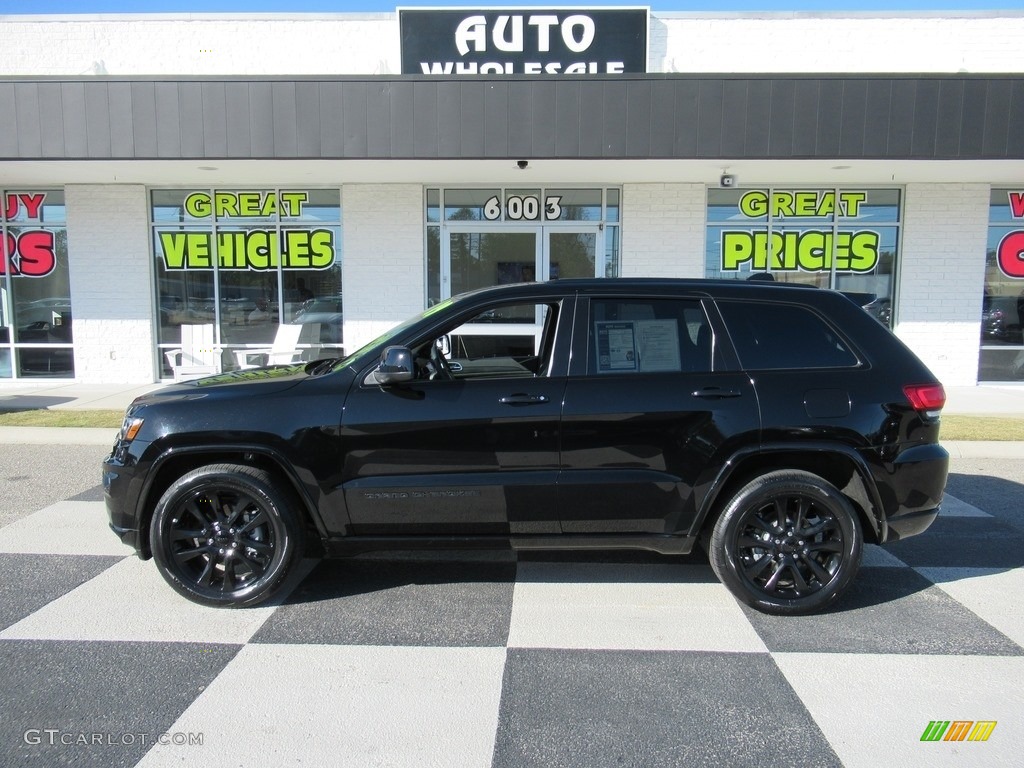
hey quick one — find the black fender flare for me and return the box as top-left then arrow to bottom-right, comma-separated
691,441 -> 887,544
134,442 -> 332,549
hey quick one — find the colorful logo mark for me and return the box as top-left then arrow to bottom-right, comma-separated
921,721 -> 997,742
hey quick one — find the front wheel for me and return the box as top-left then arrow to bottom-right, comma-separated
709,470 -> 863,615
150,463 -> 304,607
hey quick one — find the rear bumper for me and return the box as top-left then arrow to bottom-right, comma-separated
876,442 -> 949,543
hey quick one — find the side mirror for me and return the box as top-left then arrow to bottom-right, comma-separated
376,345 -> 415,385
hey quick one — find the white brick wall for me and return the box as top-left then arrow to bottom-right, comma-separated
65,185 -> 156,383
342,184 -> 424,353
895,183 -> 990,386
653,14 -> 1024,73
0,15 -> 397,76
2,12 -> 1021,75
621,184 -> 706,278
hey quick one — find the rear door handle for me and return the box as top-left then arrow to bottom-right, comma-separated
499,394 -> 550,405
691,387 -> 742,399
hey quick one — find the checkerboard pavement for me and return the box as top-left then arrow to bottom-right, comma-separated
1,487 -> 1022,767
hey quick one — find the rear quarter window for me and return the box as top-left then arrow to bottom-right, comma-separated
717,300 -> 859,370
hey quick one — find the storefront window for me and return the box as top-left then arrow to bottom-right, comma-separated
979,188 -> 1024,382
705,188 -> 900,327
1,190 -> 73,378
151,189 -> 342,378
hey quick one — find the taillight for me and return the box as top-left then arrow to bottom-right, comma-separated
904,383 -> 945,419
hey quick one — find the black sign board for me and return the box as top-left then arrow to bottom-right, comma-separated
399,7 -> 649,76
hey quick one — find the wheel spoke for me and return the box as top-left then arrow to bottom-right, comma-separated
196,556 -> 216,586
237,549 -> 266,577
800,515 -> 836,538
173,543 -> 212,564
239,509 -> 269,534
747,514 -> 775,535
242,539 -> 274,556
801,553 -> 835,585
221,556 -> 236,593
772,499 -> 788,531
794,497 -> 810,533
737,534 -> 768,550
763,560 -> 787,593
789,563 -> 811,595
744,553 -> 774,580
807,539 -> 843,554
171,528 -> 205,542
185,497 -> 218,527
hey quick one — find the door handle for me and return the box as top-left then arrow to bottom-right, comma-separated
499,394 -> 550,405
691,387 -> 742,399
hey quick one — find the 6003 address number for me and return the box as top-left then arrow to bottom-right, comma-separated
484,195 -> 562,221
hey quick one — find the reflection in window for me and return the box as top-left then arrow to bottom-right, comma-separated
705,187 -> 900,328
979,189 -> 1024,381
151,189 -> 342,378
1,189 -> 73,378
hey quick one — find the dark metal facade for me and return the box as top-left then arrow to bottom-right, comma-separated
2,74 -> 1022,161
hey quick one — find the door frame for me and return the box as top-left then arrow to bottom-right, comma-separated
440,222 -> 606,300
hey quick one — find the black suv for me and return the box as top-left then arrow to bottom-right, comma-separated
104,279 -> 948,615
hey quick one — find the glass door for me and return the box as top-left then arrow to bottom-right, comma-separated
545,227 -> 602,281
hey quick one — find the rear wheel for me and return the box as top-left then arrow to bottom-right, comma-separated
709,470 -> 863,615
150,463 -> 304,607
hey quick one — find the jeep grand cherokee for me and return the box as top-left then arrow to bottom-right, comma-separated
104,279 -> 948,615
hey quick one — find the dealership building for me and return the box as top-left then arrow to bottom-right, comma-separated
1,8 -> 1024,385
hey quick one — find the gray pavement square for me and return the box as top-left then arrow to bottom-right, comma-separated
491,648 -> 842,768
0,553 -> 125,631
252,558 -> 517,647
742,567 -> 1024,656
0,639 -> 240,768
884,516 -> 1024,569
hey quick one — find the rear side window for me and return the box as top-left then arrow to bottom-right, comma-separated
717,300 -> 858,370
588,298 -> 712,375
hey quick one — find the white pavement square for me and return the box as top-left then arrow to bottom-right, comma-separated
136,644 -> 507,768
507,561 -> 767,652
0,500 -> 135,556
773,653 -> 1024,768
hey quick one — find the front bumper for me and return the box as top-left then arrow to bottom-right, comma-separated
102,446 -> 150,559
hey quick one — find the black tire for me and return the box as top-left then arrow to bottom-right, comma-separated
149,463 -> 305,608
709,470 -> 863,615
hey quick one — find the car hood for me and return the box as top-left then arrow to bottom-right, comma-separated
132,363 -> 315,409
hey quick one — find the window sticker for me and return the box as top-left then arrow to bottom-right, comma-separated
595,321 -> 637,372
595,320 -> 681,373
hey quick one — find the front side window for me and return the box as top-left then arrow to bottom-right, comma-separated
588,298 -> 712,375
1,190 -> 72,378
411,300 -> 560,381
717,300 -> 858,370
706,188 -> 900,328
151,189 -> 342,378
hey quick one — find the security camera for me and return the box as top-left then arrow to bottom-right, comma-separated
720,174 -> 737,188
517,160 -> 529,170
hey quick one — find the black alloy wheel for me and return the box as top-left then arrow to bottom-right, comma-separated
150,464 -> 304,607
709,470 -> 863,615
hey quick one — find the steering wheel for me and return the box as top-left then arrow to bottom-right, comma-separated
429,339 -> 454,381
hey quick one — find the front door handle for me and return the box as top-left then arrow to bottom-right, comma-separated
499,394 -> 550,405
691,387 -> 742,399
